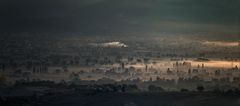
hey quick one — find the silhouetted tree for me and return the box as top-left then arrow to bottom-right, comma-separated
148,85 -> 164,92
180,88 -> 189,92
196,85 -> 204,92
212,88 -> 222,94
0,74 -> 6,85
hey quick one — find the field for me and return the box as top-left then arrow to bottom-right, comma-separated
1,92 -> 240,106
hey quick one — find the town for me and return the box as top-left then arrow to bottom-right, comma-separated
0,34 -> 239,91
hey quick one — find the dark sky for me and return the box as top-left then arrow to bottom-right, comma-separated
0,0 -> 239,36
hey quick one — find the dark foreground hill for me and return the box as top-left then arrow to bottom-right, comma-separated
1,91 -> 240,106
0,82 -> 240,106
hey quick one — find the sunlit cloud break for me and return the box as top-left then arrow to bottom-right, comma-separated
202,41 -> 240,47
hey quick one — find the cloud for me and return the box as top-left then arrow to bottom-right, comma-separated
0,0 -> 239,36
90,42 -> 128,48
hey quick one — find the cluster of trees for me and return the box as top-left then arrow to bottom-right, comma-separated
148,85 -> 165,92
7,79 -> 240,96
0,74 -> 6,86
14,79 -> 55,87
180,85 -> 240,95
13,79 -> 140,93
73,84 -> 139,94
147,85 -> 205,93
180,85 -> 204,92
